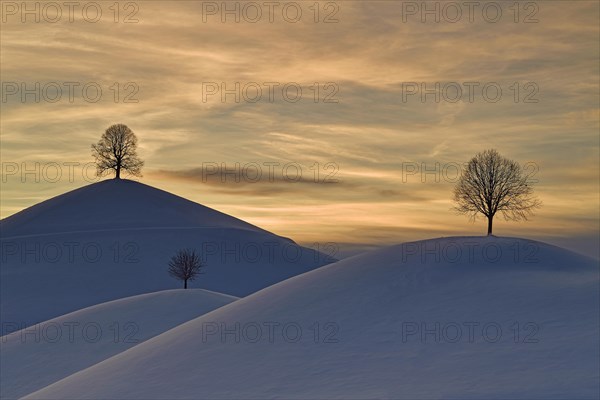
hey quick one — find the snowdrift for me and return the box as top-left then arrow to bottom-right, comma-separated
0,179 -> 335,327
1,289 -> 237,399
25,237 -> 600,399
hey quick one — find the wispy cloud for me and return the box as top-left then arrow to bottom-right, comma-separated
1,1 -> 598,257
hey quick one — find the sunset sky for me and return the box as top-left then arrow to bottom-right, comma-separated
1,1 -> 598,258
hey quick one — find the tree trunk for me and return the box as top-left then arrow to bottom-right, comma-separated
487,215 -> 493,235
115,166 -> 121,179
184,279 -> 187,289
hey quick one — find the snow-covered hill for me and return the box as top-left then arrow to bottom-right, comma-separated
0,289 -> 237,400
0,178 -> 266,236
0,179 -> 335,328
25,237 -> 600,399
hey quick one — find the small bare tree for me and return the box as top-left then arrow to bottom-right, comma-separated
91,124 -> 144,179
453,149 -> 541,235
168,249 -> 204,289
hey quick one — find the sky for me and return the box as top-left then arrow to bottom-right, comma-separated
1,1 -> 599,258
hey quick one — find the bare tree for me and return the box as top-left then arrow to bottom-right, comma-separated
168,249 -> 205,289
91,124 -> 144,179
453,149 -> 541,235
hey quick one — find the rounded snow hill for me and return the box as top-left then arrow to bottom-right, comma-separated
0,178 -> 266,236
25,237 -> 600,399
0,180 -> 336,327
1,289 -> 237,400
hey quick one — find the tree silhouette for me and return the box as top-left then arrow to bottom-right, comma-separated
168,249 -> 205,289
91,124 -> 143,179
453,149 -> 541,235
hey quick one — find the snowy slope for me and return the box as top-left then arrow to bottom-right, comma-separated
1,289 -> 237,400
0,179 -> 335,327
25,237 -> 600,399
0,179 -> 266,236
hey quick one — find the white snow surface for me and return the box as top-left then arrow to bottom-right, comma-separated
0,179 -> 335,327
0,178 -> 266,236
24,236 -> 600,399
0,289 -> 237,399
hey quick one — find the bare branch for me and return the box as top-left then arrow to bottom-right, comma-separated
91,124 -> 144,179
452,149 -> 541,234
168,249 -> 205,289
